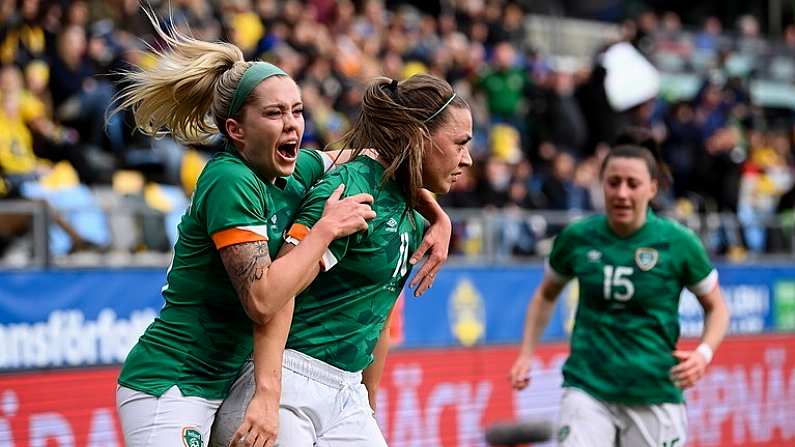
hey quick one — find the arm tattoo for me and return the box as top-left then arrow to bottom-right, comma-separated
220,241 -> 272,314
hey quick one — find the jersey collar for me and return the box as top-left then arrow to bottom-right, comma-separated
603,209 -> 657,240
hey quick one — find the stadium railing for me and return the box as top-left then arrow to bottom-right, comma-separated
444,208 -> 794,264
0,201 -> 792,268
0,200 -> 50,267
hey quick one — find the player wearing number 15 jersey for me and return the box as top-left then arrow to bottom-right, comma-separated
510,129 -> 730,447
548,211 -> 714,404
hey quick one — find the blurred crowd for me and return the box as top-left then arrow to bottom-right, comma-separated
1,0 -> 794,263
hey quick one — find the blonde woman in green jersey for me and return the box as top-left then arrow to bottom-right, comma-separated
112,11 -> 451,447
212,74 -> 472,447
509,129 -> 730,447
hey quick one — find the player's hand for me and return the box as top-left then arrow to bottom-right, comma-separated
230,390 -> 279,447
319,184 -> 376,238
670,349 -> 708,389
409,211 -> 451,297
509,353 -> 533,390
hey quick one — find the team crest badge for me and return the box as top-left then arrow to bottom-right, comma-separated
182,427 -> 203,447
635,247 -> 658,271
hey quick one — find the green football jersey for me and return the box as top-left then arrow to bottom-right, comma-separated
285,156 -> 426,372
547,212 -> 717,404
118,148 -> 328,399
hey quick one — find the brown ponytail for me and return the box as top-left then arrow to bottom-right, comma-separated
332,74 -> 468,208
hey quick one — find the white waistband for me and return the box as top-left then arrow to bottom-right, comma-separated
283,349 -> 362,389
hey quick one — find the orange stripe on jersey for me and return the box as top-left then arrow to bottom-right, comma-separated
286,223 -> 311,242
212,228 -> 268,249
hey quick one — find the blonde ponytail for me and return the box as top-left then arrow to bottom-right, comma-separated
111,8 -> 253,144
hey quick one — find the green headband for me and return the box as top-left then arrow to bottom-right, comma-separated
227,62 -> 288,118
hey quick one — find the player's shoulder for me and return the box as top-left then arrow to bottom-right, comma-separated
295,147 -> 329,173
549,215 -> 604,253
194,151 -> 262,199
649,213 -> 698,243
201,151 -> 257,181
289,148 -> 326,185
326,156 -> 381,195
297,147 -> 323,163
561,214 -> 604,239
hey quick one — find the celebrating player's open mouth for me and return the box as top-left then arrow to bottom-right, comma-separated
276,138 -> 299,163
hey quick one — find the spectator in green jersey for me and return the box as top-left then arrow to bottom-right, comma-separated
509,129 -> 730,447
475,41 -> 531,126
213,74 -> 472,447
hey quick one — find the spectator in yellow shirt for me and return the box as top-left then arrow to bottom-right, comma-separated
0,64 -> 98,253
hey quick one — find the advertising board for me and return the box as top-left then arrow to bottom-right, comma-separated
0,335 -> 792,446
1,265 -> 790,371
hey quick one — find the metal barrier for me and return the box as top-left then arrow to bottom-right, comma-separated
0,200 -> 50,268
0,201 -> 792,268
445,208 -> 795,264
0,198 -> 171,269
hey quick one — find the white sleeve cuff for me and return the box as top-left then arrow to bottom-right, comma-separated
320,249 -> 338,271
286,235 -> 338,272
319,151 -> 334,172
544,258 -> 570,285
687,269 -> 718,296
696,343 -> 714,364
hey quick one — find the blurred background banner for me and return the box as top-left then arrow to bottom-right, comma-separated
406,264 -> 790,347
0,265 -> 792,370
0,336 -> 793,447
0,269 -> 161,370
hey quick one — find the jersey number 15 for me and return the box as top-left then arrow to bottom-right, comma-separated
603,265 -> 635,301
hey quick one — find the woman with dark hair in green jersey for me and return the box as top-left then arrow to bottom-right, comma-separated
509,129 -> 730,447
212,74 -> 473,447
112,11 -> 451,447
